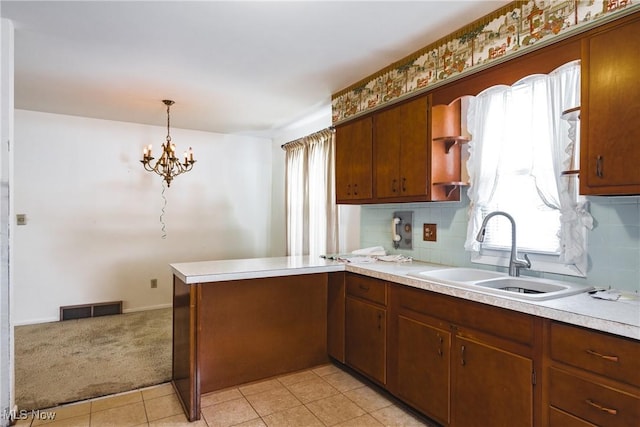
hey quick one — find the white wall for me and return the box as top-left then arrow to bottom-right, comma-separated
13,110 -> 274,324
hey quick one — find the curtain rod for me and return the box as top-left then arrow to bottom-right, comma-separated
280,126 -> 335,150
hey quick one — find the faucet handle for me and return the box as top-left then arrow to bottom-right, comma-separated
522,253 -> 531,268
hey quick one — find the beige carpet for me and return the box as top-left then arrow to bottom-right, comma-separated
14,308 -> 172,410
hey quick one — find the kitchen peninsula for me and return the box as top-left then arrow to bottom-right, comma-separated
170,256 -> 640,424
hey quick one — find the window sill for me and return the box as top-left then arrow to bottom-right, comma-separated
471,252 -> 587,278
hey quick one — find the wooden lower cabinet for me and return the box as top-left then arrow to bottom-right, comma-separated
345,291 -> 386,384
344,273 -> 387,384
543,320 -> 640,427
453,334 -> 534,427
343,275 -> 640,427
385,282 -> 539,427
394,315 -> 451,425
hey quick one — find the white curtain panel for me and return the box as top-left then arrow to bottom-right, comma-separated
284,129 -> 338,257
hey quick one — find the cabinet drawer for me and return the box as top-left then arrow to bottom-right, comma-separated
346,274 -> 386,306
393,284 -> 534,345
549,407 -> 597,427
549,368 -> 640,427
549,321 -> 640,388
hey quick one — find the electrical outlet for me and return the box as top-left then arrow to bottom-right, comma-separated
150,279 -> 158,289
423,224 -> 437,242
16,214 -> 27,226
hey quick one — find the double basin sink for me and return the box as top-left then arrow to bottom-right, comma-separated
408,268 -> 593,301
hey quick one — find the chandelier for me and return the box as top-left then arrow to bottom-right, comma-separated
141,100 -> 196,187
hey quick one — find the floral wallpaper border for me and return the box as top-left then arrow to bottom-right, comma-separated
332,0 -> 638,123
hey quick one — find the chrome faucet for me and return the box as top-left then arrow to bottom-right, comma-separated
476,211 -> 531,277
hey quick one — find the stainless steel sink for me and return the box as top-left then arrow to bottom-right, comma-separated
408,268 -> 593,301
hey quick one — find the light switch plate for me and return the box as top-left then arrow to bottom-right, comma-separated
423,223 -> 437,241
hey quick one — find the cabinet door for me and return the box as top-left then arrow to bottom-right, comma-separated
345,297 -> 386,384
580,15 -> 640,195
395,315 -> 450,425
453,335 -> 533,427
374,96 -> 429,200
399,96 -> 430,197
374,105 -> 401,198
335,116 -> 373,202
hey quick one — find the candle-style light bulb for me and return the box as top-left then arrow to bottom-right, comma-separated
189,147 -> 194,162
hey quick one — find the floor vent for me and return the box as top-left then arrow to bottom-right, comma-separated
60,301 -> 123,321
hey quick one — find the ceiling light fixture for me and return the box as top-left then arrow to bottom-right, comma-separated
141,100 -> 195,187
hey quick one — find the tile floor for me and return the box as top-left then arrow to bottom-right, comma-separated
13,363 -> 437,427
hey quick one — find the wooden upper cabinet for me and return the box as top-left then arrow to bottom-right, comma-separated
580,13 -> 640,195
335,116 -> 373,203
336,94 -> 463,204
374,95 -> 430,200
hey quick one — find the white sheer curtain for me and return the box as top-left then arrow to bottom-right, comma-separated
548,60 -> 593,264
284,128 -> 338,258
464,84 -> 508,252
465,60 -> 592,265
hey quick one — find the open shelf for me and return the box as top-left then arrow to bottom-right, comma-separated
433,136 -> 470,154
561,106 -> 580,121
433,181 -> 469,198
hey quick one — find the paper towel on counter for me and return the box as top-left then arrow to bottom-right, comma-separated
351,246 -> 386,256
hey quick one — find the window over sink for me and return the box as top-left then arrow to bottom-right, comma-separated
464,60 -> 593,277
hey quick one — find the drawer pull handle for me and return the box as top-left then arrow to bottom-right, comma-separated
586,349 -> 619,363
358,284 -> 370,291
596,156 -> 604,178
585,399 -> 618,416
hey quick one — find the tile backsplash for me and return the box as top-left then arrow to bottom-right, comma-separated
360,194 -> 640,293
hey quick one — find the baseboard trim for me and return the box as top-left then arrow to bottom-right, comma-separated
13,303 -> 173,326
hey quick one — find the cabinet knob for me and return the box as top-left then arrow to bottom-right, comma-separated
347,184 -> 351,196
402,177 -> 407,192
392,179 -> 397,193
354,184 -> 358,195
460,345 -> 466,366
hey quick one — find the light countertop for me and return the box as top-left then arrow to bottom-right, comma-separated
170,256 -> 344,284
170,256 -> 640,340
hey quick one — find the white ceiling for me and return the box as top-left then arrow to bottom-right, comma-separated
1,0 -> 509,138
